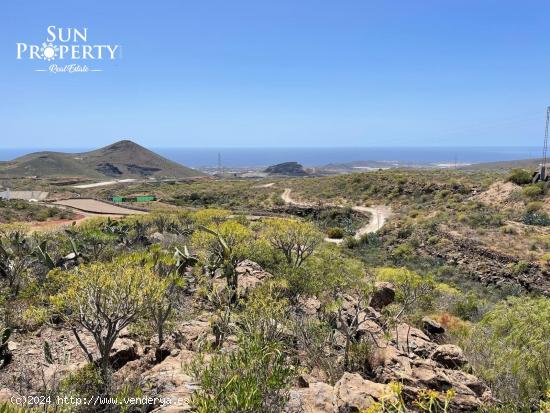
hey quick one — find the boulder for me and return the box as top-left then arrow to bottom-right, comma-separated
392,323 -> 435,357
370,282 -> 396,309
297,295 -> 322,316
334,372 -> 390,412
141,349 -> 200,412
109,338 -> 140,369
287,382 -> 336,413
430,344 -> 467,369
422,317 -> 445,335
178,320 -> 210,350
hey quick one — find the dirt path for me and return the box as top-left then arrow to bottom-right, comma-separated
254,182 -> 275,188
281,188 -> 391,243
26,207 -> 127,232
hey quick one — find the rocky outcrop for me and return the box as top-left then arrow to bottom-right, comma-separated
430,344 -> 468,369
299,294 -> 492,412
370,282 -> 396,309
140,350 -> 199,412
334,373 -> 391,412
0,262 -> 490,413
422,317 -> 445,336
420,230 -> 550,296
264,162 -> 308,176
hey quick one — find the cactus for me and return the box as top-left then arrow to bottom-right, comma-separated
43,340 -> 54,364
197,225 -> 239,303
174,245 -> 198,272
35,241 -> 55,270
0,327 -> 12,368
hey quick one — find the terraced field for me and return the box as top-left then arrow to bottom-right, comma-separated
53,198 -> 147,215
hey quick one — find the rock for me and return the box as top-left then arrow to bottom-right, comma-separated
370,282 -> 395,309
334,372 -> 391,412
109,338 -> 140,369
150,232 -> 165,242
422,317 -> 445,335
287,382 -> 336,413
0,388 -> 19,404
232,260 -> 272,296
444,369 -> 491,398
430,344 -> 467,369
141,349 -> 200,412
178,320 -> 210,350
155,346 -> 172,363
411,367 -> 453,391
392,323 -> 435,357
297,295 -> 321,316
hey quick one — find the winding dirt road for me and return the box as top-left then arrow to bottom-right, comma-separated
281,188 -> 391,242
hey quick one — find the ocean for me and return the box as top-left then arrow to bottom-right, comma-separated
0,146 -> 541,168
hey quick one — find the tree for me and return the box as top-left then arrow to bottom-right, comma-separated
140,246 -> 188,348
376,268 -> 435,351
377,267 -> 435,320
193,221 -> 254,302
263,219 -> 323,267
52,261 -> 153,387
294,244 -> 366,299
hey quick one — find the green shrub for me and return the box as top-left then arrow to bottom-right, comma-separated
58,363 -> 104,411
509,260 -> 530,275
507,169 -> 532,185
522,184 -> 543,199
451,293 -> 484,321
189,335 -> 294,413
326,227 -> 344,239
0,403 -> 36,413
465,297 -> 550,407
525,201 -> 544,213
523,211 -> 550,226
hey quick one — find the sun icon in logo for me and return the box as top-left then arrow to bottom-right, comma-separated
40,42 -> 59,61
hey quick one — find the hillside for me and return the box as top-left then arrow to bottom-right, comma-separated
0,140 -> 204,179
460,158 -> 541,171
264,161 -> 308,176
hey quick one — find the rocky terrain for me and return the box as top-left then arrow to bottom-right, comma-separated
418,230 -> 550,296
0,260 -> 490,412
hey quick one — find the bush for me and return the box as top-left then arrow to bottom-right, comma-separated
465,297 -> 550,407
189,335 -> 294,413
522,184 -> 543,199
523,211 -> 550,226
507,169 -> 532,185
525,201 -> 544,213
326,227 -> 344,239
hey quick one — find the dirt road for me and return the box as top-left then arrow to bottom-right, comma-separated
281,188 -> 391,242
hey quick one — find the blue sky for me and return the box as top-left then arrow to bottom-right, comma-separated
1,0 -> 549,148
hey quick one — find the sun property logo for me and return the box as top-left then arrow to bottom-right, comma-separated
16,26 -> 121,73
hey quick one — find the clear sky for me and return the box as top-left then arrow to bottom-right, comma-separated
1,0 -> 549,149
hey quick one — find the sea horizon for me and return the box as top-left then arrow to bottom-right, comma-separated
0,145 -> 542,168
